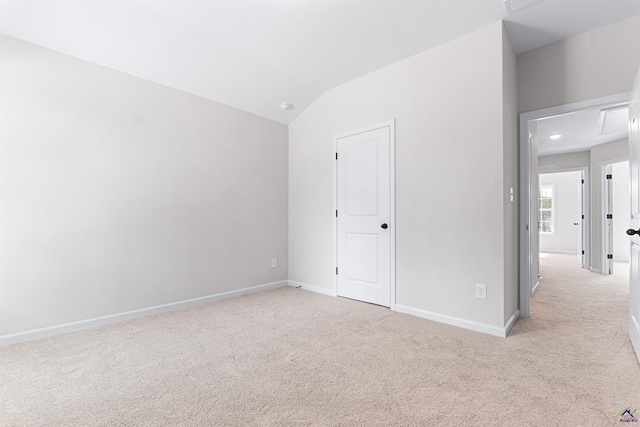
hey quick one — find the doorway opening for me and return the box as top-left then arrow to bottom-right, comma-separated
538,169 -> 587,271
519,92 -> 631,317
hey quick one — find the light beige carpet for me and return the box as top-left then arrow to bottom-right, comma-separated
1,254 -> 639,426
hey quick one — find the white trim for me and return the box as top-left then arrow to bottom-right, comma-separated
541,250 -> 580,255
389,122 -> 396,311
504,310 -> 521,336
538,165 -> 589,174
288,280 -> 337,297
333,119 -> 396,310
395,305 -> 519,338
0,280 -> 288,346
333,130 -> 338,297
519,92 -> 630,318
531,281 -> 540,296
519,115 -> 533,318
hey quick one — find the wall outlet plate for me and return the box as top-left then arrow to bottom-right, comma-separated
476,283 -> 487,299
271,258 -> 278,268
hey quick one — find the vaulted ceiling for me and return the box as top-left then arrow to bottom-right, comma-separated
2,0 -> 640,124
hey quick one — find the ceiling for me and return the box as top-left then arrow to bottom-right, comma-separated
1,0 -> 640,125
536,104 -> 630,157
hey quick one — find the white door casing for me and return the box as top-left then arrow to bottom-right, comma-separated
335,121 -> 395,308
577,176 -> 585,268
628,67 -> 640,364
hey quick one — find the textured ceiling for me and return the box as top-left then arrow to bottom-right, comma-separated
1,0 -> 640,125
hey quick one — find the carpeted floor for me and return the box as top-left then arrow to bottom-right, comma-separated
1,253 -> 639,426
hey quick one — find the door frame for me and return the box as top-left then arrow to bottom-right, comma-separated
519,93 -> 630,317
600,158 -> 630,274
333,119 -> 396,310
578,168 -> 588,269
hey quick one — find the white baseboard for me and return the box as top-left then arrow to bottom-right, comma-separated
0,280 -> 288,347
294,283 -> 517,337
504,310 -> 520,337
288,280 -> 337,297
540,250 -> 578,255
395,304 -> 517,338
1,279 -> 522,345
531,281 -> 540,296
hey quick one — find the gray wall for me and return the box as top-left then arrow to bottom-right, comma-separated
0,36 -> 289,335
539,152 -> 590,172
517,14 -> 640,114
289,22 -> 518,331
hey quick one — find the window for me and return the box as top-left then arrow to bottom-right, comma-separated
539,184 -> 555,234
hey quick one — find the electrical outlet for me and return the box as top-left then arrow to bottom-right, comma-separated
271,258 -> 278,268
476,283 -> 487,299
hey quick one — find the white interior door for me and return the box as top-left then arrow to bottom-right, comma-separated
336,122 -> 394,307
628,67 -> 640,364
605,165 -> 614,274
577,177 -> 585,267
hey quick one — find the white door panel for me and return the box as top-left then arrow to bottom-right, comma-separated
605,165 -> 614,275
631,245 -> 640,330
336,124 -> 393,307
577,178 -> 585,267
345,233 -> 379,284
345,141 -> 379,216
629,66 -> 640,363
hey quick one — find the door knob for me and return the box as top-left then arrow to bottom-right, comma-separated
381,223 -> 388,229
627,228 -> 640,236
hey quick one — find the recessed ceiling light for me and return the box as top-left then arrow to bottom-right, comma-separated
549,134 -> 562,140
280,102 -> 294,111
